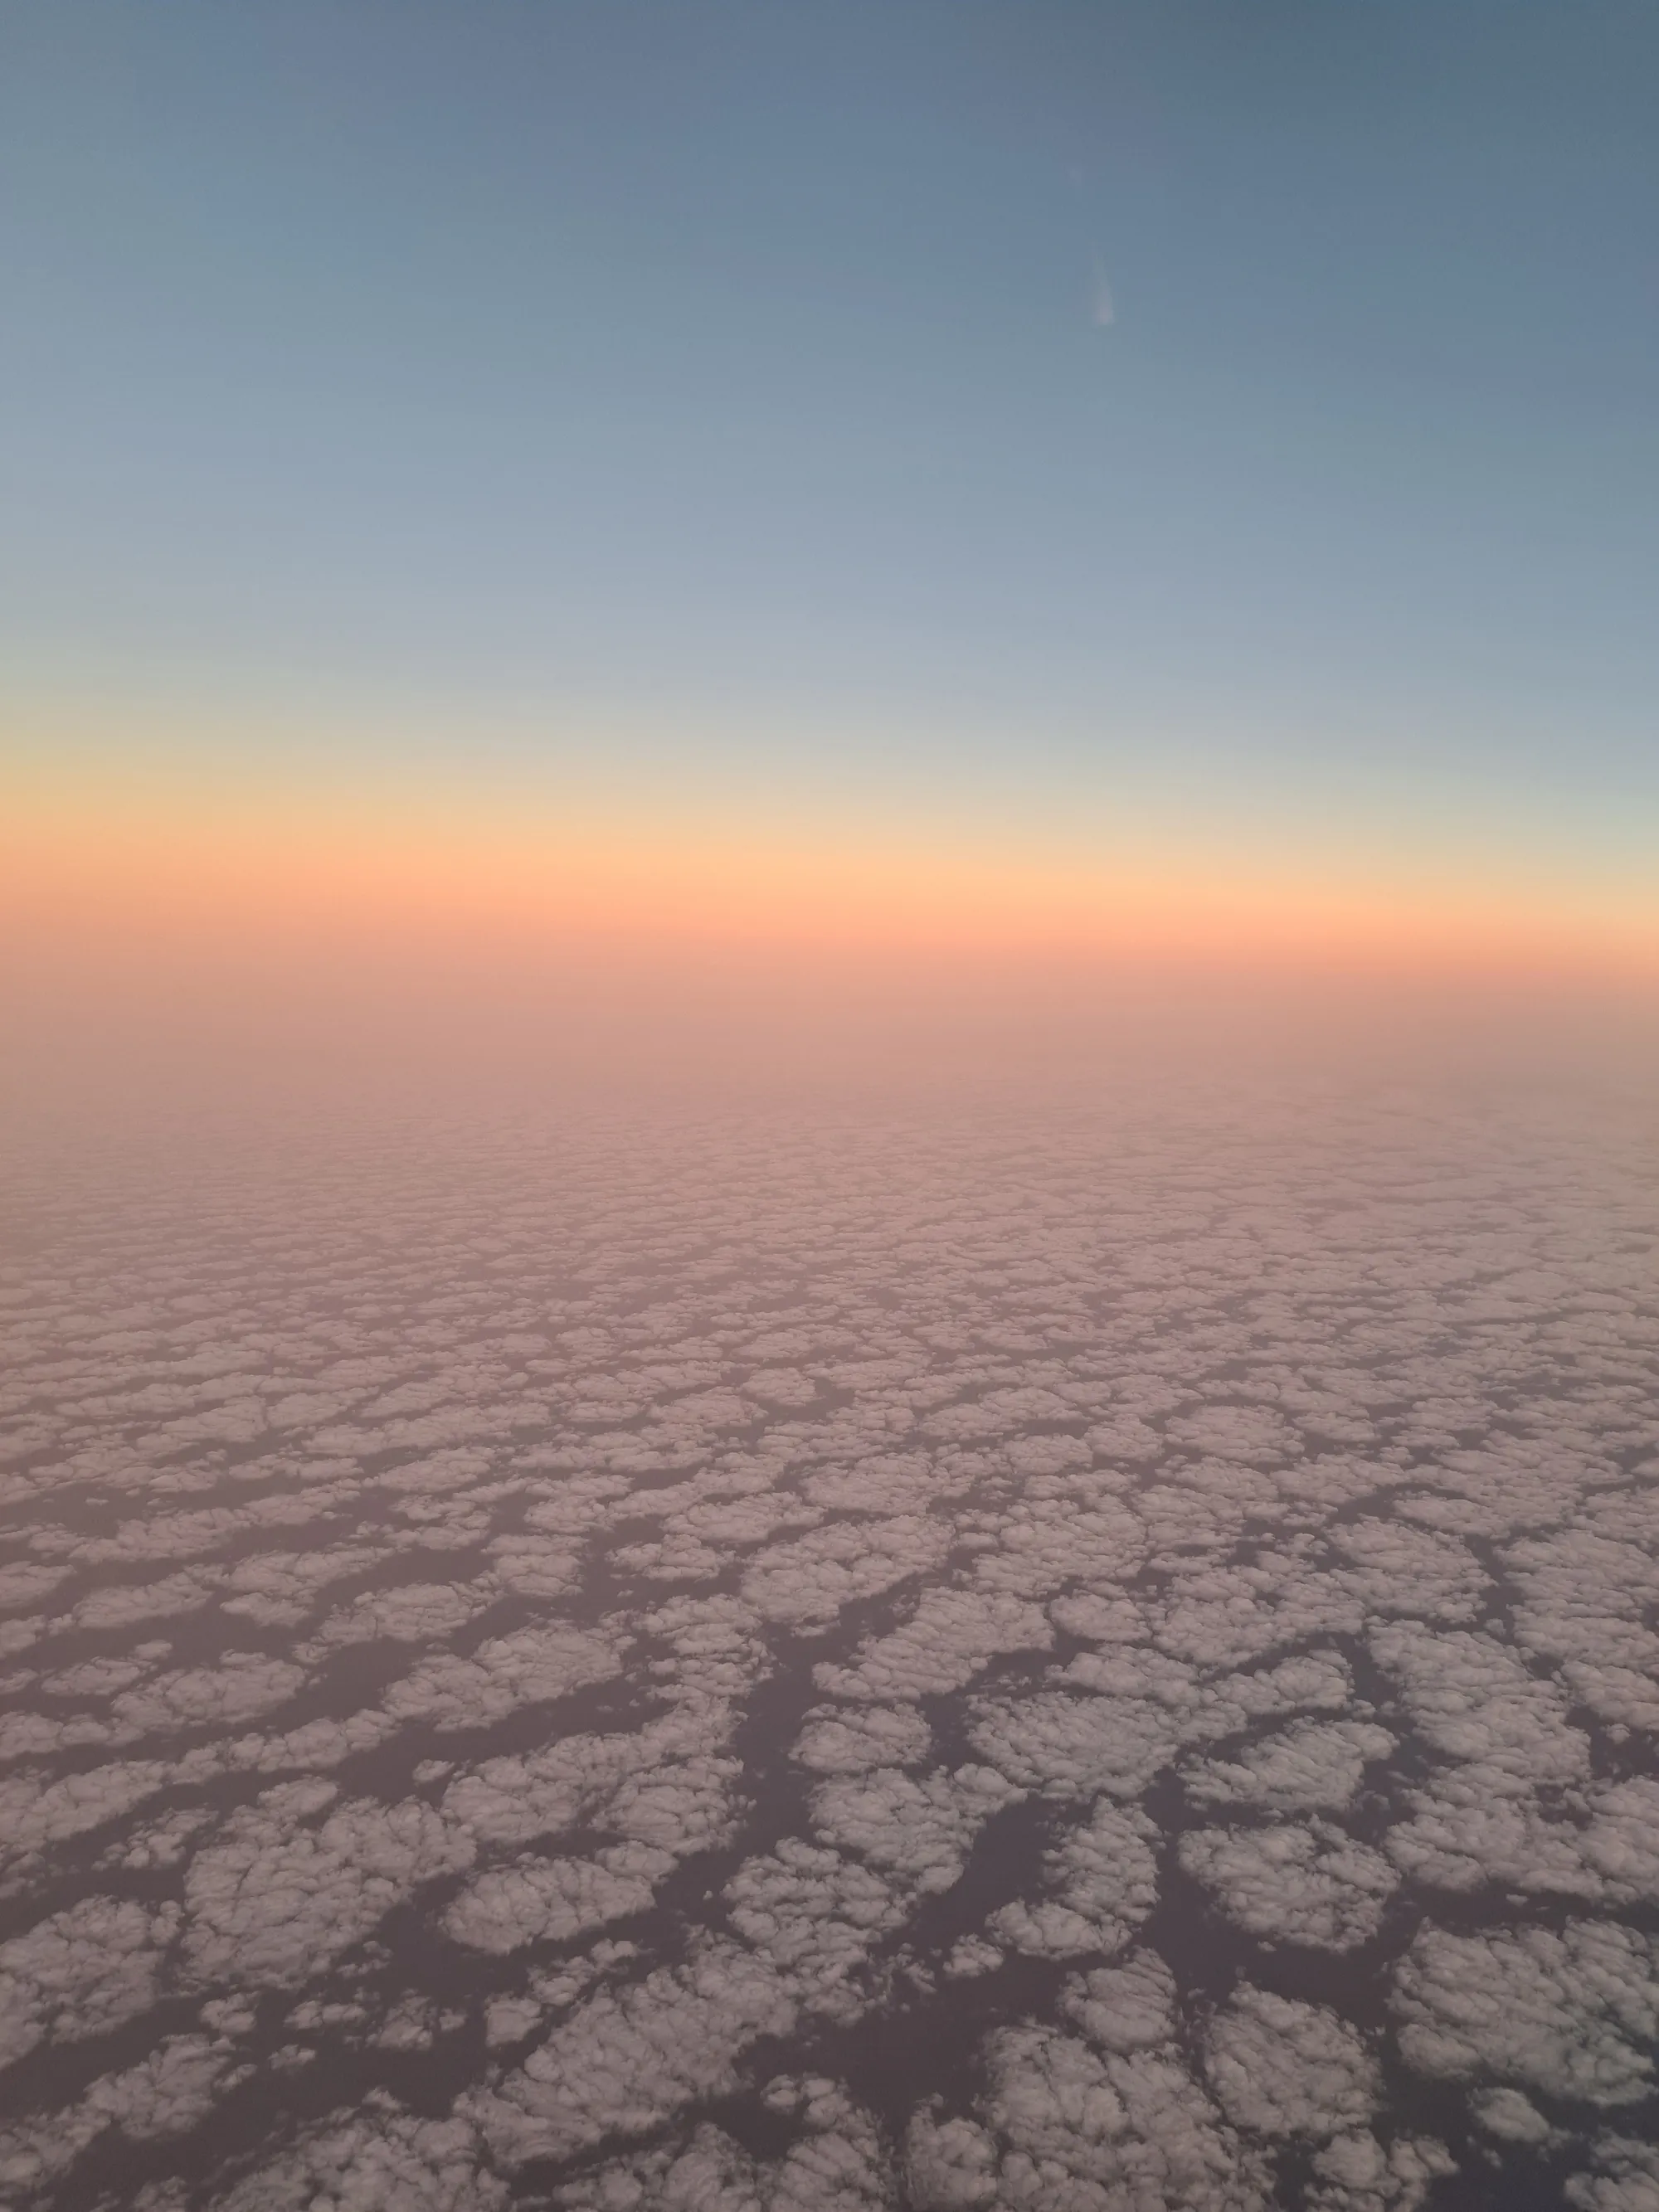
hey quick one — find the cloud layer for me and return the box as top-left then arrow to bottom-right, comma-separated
0,1083 -> 1656,2208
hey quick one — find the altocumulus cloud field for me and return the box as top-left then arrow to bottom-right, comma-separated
1,1080 -> 1657,2212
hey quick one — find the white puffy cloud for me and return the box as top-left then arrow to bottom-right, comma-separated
1581,1779 -> 1659,1903
66,1568 -> 226,1632
1371,1622 -> 1590,1790
793,1705 -> 932,1776
902,2106 -> 1002,2210
969,1691 -> 1179,1801
742,1517 -> 951,1631
0,1894 -> 178,2068
0,1563 -> 71,1611
184,1782 -> 474,1987
443,1845 -> 668,1953
1393,1921 -> 1659,2106
470,1941 -> 798,2166
108,1651 -> 309,1737
804,1450 -> 952,1514
382,1621 -> 625,1730
300,1579 -> 492,1654
1329,1517 -> 1487,1623
1167,1403 -> 1300,1466
1471,2086 -> 1558,2145
0,2034 -> 252,2199
1156,1558 -> 1364,1671
976,2020 -> 1273,2210
220,1544 -> 388,1628
442,1732 -> 644,1850
1184,1719 -> 1394,1813
963,1495 -> 1146,1602
0,1760 -> 173,1887
554,2080 -> 894,2210
1565,2135 -> 1659,2212
609,1753 -> 747,1857
1204,1986 -> 1379,2138
941,1934 -> 1004,1980
100,1803 -> 216,1870
484,1534 -> 581,1600
810,1763 -> 1021,1894
1060,1948 -> 1179,2053
86,2030 -> 251,2137
814,1589 -> 1052,1702
212,2102 -> 507,2212
1381,1770 -> 1659,1901
1306,2129 -> 1457,2212
991,1801 -> 1158,1960
1179,1821 -> 1397,1949
726,1838 -> 905,2012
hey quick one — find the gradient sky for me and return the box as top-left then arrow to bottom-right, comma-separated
3,1 -> 1658,970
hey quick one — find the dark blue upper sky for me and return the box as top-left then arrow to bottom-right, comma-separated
3,1 -> 1656,854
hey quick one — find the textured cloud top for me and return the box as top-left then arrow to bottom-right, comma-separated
0,1086 -> 1656,2210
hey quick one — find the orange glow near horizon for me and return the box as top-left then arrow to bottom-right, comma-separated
6,774 -> 1659,992
7,748 -> 1659,1139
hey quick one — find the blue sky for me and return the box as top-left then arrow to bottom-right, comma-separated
3,0 -> 1656,862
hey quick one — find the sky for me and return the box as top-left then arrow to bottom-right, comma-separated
2,0 -> 1658,1017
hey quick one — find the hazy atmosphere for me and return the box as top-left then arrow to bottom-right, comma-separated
2,7 -> 1657,2211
